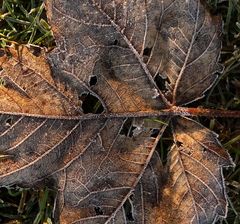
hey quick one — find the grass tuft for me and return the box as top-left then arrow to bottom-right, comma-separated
0,0 -> 54,48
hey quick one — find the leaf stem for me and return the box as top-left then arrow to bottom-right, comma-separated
174,107 -> 240,118
0,107 -> 239,120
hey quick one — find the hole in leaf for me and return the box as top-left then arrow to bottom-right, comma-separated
0,49 -> 5,57
89,76 -> 97,86
123,198 -> 134,221
0,76 -> 5,86
143,47 -> 152,56
155,126 -> 172,166
29,46 -> 42,57
5,117 -> 13,126
176,141 -> 183,148
155,139 -> 169,166
80,93 -> 104,114
120,119 -> 136,137
94,206 -> 103,215
113,39 -> 119,45
154,74 -> 167,92
128,126 -> 136,137
150,128 -> 160,138
5,49 -> 12,58
120,119 -> 132,136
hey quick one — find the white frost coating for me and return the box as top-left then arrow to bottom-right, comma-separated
172,106 -> 191,116
132,118 -> 144,137
133,126 -> 143,137
152,88 -> 160,99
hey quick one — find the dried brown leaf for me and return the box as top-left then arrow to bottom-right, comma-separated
148,0 -> 222,105
52,120 -> 167,224
0,46 -> 80,116
109,151 -> 164,224
0,0 -> 234,224
157,117 -> 234,224
45,0 -> 166,112
0,9 -> 167,223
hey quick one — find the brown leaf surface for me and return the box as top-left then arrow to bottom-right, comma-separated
158,117 -> 234,224
45,0 -> 166,112
0,102 -> 168,223
0,46 -> 80,116
0,111 -> 167,222
45,0 -> 223,107
52,119 -> 167,224
106,151 -> 164,224
0,0 -> 233,224
160,0 -> 222,105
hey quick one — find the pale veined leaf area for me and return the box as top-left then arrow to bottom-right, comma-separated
108,151 -> 164,224
157,117 -> 234,224
0,0 -> 235,223
0,46 -> 81,116
52,122 -> 166,223
0,110 -> 168,223
46,0 -> 222,107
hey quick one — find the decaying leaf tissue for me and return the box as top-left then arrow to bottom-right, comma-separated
0,0 -> 237,223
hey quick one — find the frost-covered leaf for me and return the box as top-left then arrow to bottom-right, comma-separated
0,45 -> 167,223
45,0 -> 166,112
110,151 -> 165,224
46,0 -> 222,107
146,0 -> 222,105
0,0 -> 233,224
0,46 -> 80,116
52,119 -> 167,223
158,117 -> 234,224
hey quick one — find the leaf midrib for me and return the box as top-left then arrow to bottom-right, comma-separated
172,0 -> 200,105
